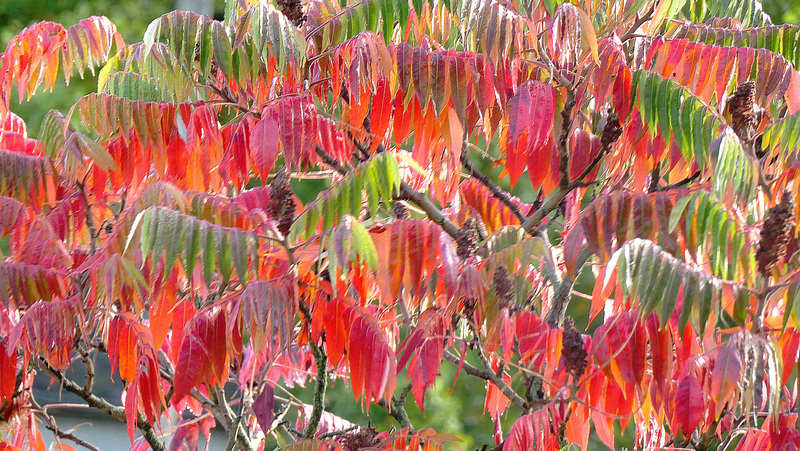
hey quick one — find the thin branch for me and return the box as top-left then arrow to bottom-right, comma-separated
315,145 -> 348,175
659,170 -> 701,191
558,97 -> 577,190
78,345 -> 94,396
296,299 -> 329,440
37,358 -> 167,451
620,5 -> 655,43
214,386 -> 245,451
647,163 -> 660,193
317,425 -> 359,439
396,181 -> 462,240
520,187 -> 570,234
544,275 -> 575,328
75,180 -> 98,255
31,397 -> 101,451
442,351 -> 528,411
301,338 -> 328,440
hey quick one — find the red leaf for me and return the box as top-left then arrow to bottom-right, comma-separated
591,311 -> 646,389
369,76 -> 393,152
249,115 -> 280,180
458,179 -> 527,233
220,121 -> 250,191
646,314 -> 673,410
502,81 -> 556,187
780,329 -> 800,386
324,297 -> 397,405
171,300 -> 196,362
172,306 -> 228,403
264,95 -> 319,169
172,334 -> 209,404
515,311 -> 551,369
0,339 -> 16,405
503,407 -> 560,451
317,117 -> 352,164
672,374 -> 705,435
397,309 -> 446,412
253,384 -> 274,434
711,343 -> 741,419
568,129 -> 603,181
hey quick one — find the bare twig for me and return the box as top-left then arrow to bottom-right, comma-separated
318,425 -> 359,439
296,299 -> 329,440
659,170 -> 701,191
78,345 -> 94,396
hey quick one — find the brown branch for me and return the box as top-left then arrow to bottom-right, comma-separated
620,5 -> 655,43
396,181 -> 462,239
558,98 -> 577,190
295,299 -> 329,441
443,351 -> 528,411
75,180 -> 98,255
647,163 -> 661,193
213,386 -> 254,451
544,274 -> 575,328
78,346 -> 94,396
31,397 -> 101,451
315,145 -> 349,175
302,338 -> 329,440
520,187 -> 570,234
37,358 -> 167,451
659,170 -> 701,191
377,385 -> 413,430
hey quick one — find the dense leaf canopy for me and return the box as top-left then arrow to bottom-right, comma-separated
2,0 -> 800,449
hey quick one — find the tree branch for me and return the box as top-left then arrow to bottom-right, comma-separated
37,358 -> 167,451
378,384 -> 413,430
442,352 -> 528,411
620,5 -> 655,43
301,339 -> 328,439
296,299 -> 329,440
31,397 -> 101,451
213,386 -> 253,451
544,274 -> 574,328
75,179 -> 98,255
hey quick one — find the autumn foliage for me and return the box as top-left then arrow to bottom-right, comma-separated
3,0 -> 800,449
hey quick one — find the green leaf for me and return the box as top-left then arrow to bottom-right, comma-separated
613,238 -> 730,334
292,153 -> 401,240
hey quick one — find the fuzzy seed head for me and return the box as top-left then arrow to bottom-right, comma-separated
756,191 -> 796,277
268,170 -> 295,236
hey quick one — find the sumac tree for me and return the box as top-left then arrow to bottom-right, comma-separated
1,0 -> 800,449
